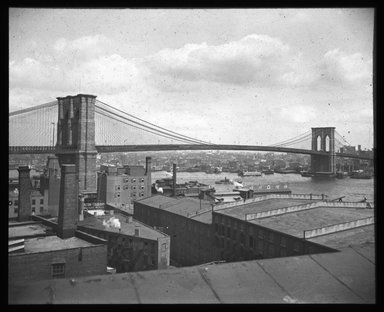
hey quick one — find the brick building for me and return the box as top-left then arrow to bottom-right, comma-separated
212,195 -> 374,262
8,164 -> 108,283
78,212 -> 170,272
97,157 -> 152,212
134,195 -> 219,266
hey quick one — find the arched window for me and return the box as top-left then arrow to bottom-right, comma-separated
325,135 -> 330,152
317,136 -> 322,151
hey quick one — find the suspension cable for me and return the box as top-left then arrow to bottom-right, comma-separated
96,100 -> 214,145
95,109 -> 208,145
95,105 -> 212,145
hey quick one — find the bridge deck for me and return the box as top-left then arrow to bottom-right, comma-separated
8,145 -> 373,160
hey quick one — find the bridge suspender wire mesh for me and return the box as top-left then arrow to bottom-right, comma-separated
95,100 -> 214,146
269,130 -> 312,148
9,101 -> 57,146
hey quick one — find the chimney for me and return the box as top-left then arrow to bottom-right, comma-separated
57,164 -> 78,239
17,166 -> 32,222
47,156 -> 61,217
145,157 -> 152,197
173,163 -> 177,197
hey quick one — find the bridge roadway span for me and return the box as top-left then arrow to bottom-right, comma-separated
8,144 -> 373,160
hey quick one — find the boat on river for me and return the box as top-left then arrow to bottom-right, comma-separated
238,171 -> 262,177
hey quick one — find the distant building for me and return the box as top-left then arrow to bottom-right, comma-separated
78,212 -> 170,272
96,157 -> 152,211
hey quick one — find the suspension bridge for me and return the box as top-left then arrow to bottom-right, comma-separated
9,95 -> 371,161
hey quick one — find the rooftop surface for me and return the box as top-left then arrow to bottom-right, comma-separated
8,222 -> 50,239
137,195 -> 213,223
250,207 -> 374,238
9,244 -> 375,304
136,195 -> 177,208
11,236 -> 94,254
217,198 -> 319,219
308,224 -> 375,249
78,213 -> 168,241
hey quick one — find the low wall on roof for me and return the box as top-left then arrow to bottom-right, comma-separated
245,201 -> 374,221
214,194 -> 326,211
304,216 -> 374,239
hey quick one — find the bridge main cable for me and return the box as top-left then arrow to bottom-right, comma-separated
96,100 -> 214,145
95,104 -> 214,145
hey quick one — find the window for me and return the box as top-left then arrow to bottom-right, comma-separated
40,206 -> 44,213
14,200 -> 18,206
249,236 -> 254,248
141,178 -> 145,183
161,243 -> 167,252
140,185 -> 145,190
114,192 -> 120,198
115,185 -> 121,191
132,178 -> 136,183
131,186 -> 136,190
32,207 -> 36,213
51,263 -> 65,278
139,193 -> 144,197
123,185 -> 129,190
123,178 -> 129,183
32,199 -> 36,205
293,241 -> 301,253
268,232 -> 274,243
40,198 -> 44,205
14,207 -> 18,214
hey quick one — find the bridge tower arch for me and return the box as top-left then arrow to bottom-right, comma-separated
55,94 -> 97,192
311,127 -> 336,175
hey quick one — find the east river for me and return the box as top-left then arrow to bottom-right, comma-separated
152,171 -> 375,203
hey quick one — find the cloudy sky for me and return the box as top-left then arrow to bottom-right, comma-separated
9,8 -> 374,148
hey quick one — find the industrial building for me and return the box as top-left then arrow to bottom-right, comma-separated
78,211 -> 170,272
8,165 -> 108,283
96,157 -> 152,213
134,195 -> 219,266
212,195 -> 374,262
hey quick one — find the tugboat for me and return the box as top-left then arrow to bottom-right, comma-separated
350,170 -> 373,179
215,177 -> 231,184
238,170 -> 262,177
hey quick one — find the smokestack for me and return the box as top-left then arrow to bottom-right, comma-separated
145,157 -> 152,197
173,163 -> 177,197
57,164 -> 78,239
17,166 -> 32,222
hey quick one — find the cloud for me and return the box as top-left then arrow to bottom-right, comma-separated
143,34 -> 293,89
319,49 -> 372,85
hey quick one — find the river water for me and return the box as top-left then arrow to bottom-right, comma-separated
152,171 -> 375,203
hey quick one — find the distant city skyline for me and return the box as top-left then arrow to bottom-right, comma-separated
9,8 -> 374,149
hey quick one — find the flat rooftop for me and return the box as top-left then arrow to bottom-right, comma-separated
9,245 -> 375,304
217,198 -> 319,219
136,195 -> 177,208
78,213 -> 168,241
160,197 -> 213,223
8,222 -> 51,239
250,206 -> 374,238
18,236 -> 94,254
137,195 -> 213,224
308,224 -> 375,249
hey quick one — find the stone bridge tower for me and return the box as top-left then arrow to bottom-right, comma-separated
55,94 -> 97,192
311,127 -> 336,175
